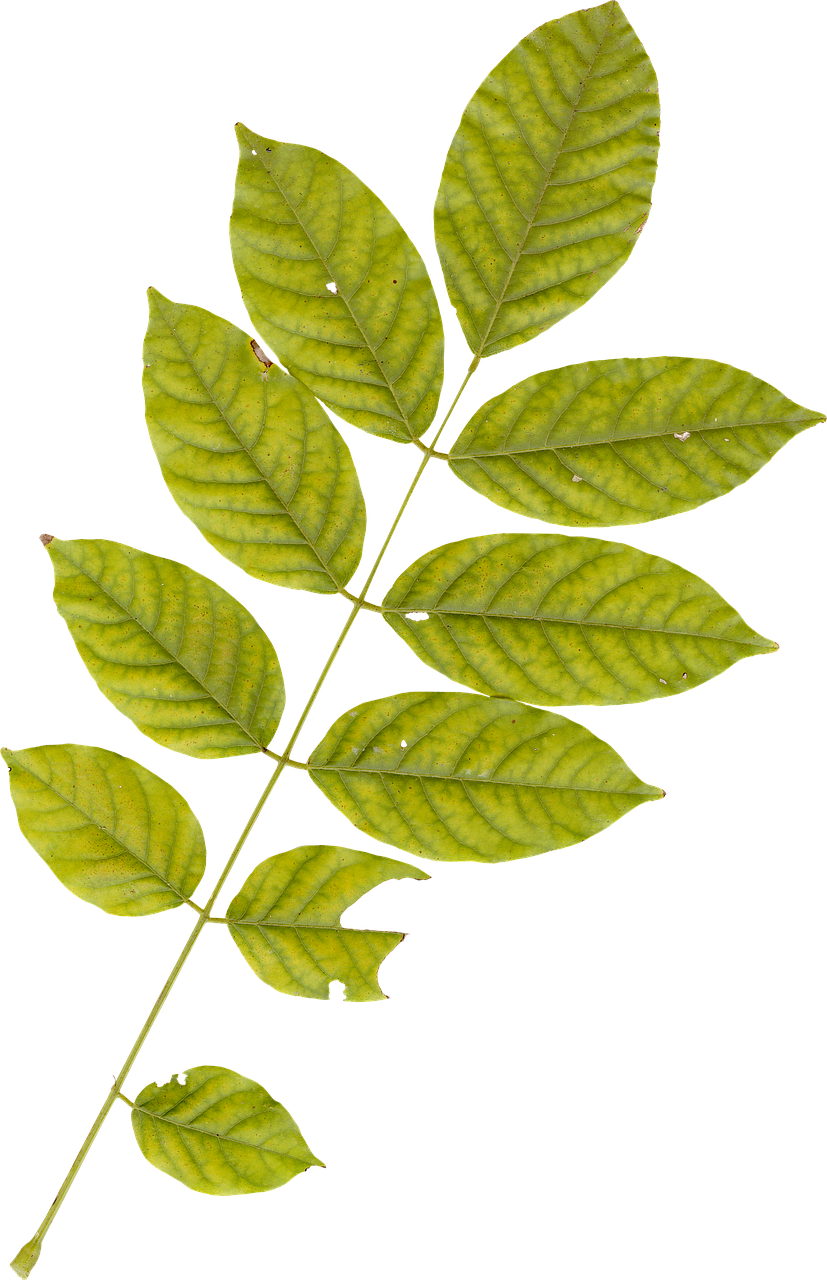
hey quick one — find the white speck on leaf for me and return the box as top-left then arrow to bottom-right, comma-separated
659,678 -> 667,684
674,431 -> 691,442
571,474 -> 583,483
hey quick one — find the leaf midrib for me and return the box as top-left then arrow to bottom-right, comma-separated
227,920 -> 399,933
139,1106 -> 305,1157
310,763 -> 652,796
384,605 -> 770,647
449,416 -> 821,457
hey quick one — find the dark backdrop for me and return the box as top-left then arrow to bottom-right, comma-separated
6,7 -> 824,1269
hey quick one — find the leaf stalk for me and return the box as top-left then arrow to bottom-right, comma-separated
11,359 -> 477,1273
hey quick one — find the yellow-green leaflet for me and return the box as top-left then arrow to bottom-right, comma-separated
225,845 -> 429,1001
383,533 -> 776,707
44,538 -> 284,759
309,692 -> 662,862
143,290 -> 365,593
435,2 -> 659,357
449,358 -> 826,524
231,126 -> 444,442
130,1066 -> 324,1195
3,744 -> 205,916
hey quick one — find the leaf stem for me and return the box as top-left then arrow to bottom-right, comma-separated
11,357 -> 478,1275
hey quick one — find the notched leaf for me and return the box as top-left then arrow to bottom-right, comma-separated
225,844 -> 429,1000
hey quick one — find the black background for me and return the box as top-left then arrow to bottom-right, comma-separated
6,7 -> 824,1269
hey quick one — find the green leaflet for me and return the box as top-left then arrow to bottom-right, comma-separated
225,845 -> 429,1001
382,533 -> 776,707
3,744 -> 205,916
130,1066 -> 323,1195
44,537 -> 284,759
449,358 -> 826,525
309,692 -> 661,862
231,126 -> 444,443
143,290 -> 366,593
435,2 -> 659,358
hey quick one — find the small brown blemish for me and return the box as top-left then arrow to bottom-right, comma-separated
39,533 -> 54,546
250,340 -> 273,368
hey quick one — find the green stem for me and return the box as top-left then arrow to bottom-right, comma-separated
11,357 -> 478,1277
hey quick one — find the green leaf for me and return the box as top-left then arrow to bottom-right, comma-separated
225,845 -> 429,1001
44,537 -> 284,759
130,1065 -> 324,1195
231,126 -> 444,443
143,290 -> 366,594
449,358 -> 826,524
435,2 -> 659,357
382,532 -> 777,707
309,692 -> 661,862
3,743 -> 206,916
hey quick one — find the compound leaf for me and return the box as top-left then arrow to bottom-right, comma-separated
231,126 -> 444,443
435,2 -> 659,358
309,692 -> 661,862
130,1065 -> 323,1195
383,532 -> 776,707
143,290 -> 366,593
44,537 -> 284,759
225,845 -> 429,1001
449,358 -> 826,524
3,743 -> 205,916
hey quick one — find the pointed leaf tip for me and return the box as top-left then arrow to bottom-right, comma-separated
39,533 -> 53,546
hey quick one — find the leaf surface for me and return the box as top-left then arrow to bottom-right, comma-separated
3,743 -> 205,916
131,1065 -> 323,1195
143,290 -> 365,593
309,692 -> 661,862
383,533 -> 776,706
45,537 -> 284,759
225,845 -> 428,1001
231,126 -> 443,442
449,358 -> 825,524
435,2 -> 659,357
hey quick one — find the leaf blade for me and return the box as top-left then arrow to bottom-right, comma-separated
3,743 -> 205,915
231,126 -> 444,442
435,2 -> 659,357
131,1066 -> 323,1195
226,845 -> 429,1001
45,537 -> 284,759
143,290 -> 366,593
382,532 -> 776,706
449,358 -> 825,524
309,692 -> 661,862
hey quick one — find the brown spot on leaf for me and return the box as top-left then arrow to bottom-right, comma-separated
250,340 -> 273,368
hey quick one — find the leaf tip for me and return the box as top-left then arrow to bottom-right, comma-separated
39,533 -> 54,547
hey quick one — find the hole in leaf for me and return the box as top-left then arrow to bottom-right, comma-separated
405,611 -> 429,621
176,1072 -> 188,1086
400,739 -> 407,748
325,281 -> 338,294
328,980 -> 346,1002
